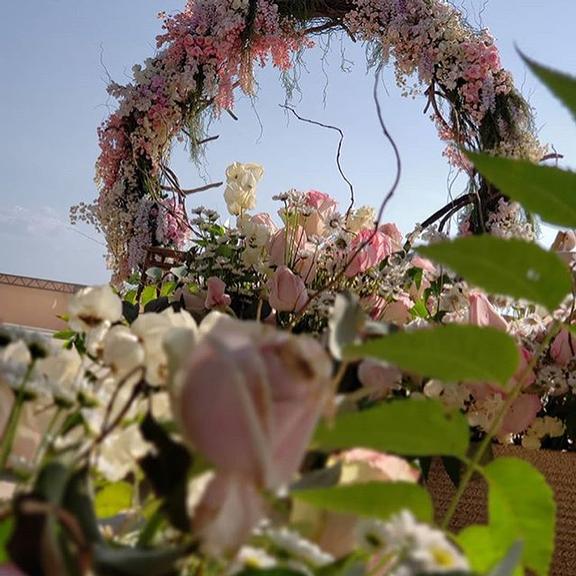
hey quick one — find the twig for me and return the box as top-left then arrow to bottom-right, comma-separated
280,104 -> 356,219
161,181 -> 223,195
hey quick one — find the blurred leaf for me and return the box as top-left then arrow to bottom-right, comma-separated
315,399 -> 469,457
123,300 -> 139,324
160,281 -> 177,297
52,330 -> 76,341
144,296 -> 170,314
139,413 -> 192,531
488,542 -> 524,576
293,482 -> 433,522
124,290 -> 138,305
521,52 -> 576,121
0,518 -> 13,562
170,265 -> 188,280
346,324 -> 519,386
420,236 -> 571,311
467,152 -> 576,228
93,543 -> 188,576
457,525 -> 512,576
141,286 -> 158,308
485,457 -> 555,576
145,267 -> 163,282
64,469 -> 102,544
291,464 -> 342,492
95,482 -> 133,519
329,293 -> 365,360
236,570 -> 306,576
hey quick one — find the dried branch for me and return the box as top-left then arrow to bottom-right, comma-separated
280,103 -> 356,219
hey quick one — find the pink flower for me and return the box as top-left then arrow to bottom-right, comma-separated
268,226 -> 307,267
338,449 -> 420,483
500,394 -> 541,435
411,256 -> 437,276
380,293 -> 414,326
468,290 -> 508,331
345,230 -> 392,278
267,266 -> 308,312
361,294 -> 387,320
302,190 -> 337,237
357,359 -> 402,398
379,223 -> 403,252
551,329 -> 576,367
205,277 -> 232,309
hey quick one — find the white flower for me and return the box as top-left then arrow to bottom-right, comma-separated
102,325 -> 145,380
36,348 -> 83,403
263,526 -> 334,567
224,162 -> 264,215
131,309 -> 198,385
367,511 -> 469,574
347,206 -> 376,233
98,424 -> 149,482
68,285 -> 123,332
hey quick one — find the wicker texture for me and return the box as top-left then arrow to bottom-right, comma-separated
426,446 -> 576,575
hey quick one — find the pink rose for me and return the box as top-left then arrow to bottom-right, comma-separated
357,359 -> 402,398
205,277 -> 231,309
550,329 -> 576,367
500,394 -> 541,435
380,293 -> 414,326
267,266 -> 308,312
468,290 -> 508,331
302,190 -> 337,237
361,294 -> 387,320
268,226 -> 307,267
379,223 -> 403,252
345,230 -> 392,278
175,318 -> 330,553
411,256 -> 437,277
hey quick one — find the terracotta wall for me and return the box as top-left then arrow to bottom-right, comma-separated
0,274 -> 84,332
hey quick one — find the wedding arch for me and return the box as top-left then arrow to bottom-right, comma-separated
74,0 -> 544,280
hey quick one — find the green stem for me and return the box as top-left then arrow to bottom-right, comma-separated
137,505 -> 165,547
441,321 -> 561,530
0,363 -> 34,471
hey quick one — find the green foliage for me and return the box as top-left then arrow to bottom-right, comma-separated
141,285 -> 158,308
0,518 -> 13,562
485,457 -> 555,576
467,152 -> 576,228
458,526 -> 517,576
420,236 -> 571,311
521,52 -> 576,121
346,324 -> 519,386
315,399 -> 469,457
95,481 -> 134,519
293,481 -> 433,523
488,542 -> 524,576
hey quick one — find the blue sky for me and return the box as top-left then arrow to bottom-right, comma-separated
1,0 -> 575,284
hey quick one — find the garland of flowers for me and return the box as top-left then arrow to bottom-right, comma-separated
73,0 -> 546,280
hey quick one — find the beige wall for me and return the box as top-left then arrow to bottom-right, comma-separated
0,275 -> 83,332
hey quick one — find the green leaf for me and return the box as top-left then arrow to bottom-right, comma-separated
145,267 -> 163,282
93,543 -> 188,576
457,526 -> 515,576
467,152 -> 576,228
124,289 -> 138,305
419,236 -> 571,311
52,330 -> 76,340
293,482 -> 433,523
486,457 -> 555,576
488,542 -> 524,576
315,399 -> 469,457
346,324 -> 519,386
141,285 -> 158,308
0,517 -> 13,562
95,482 -> 134,519
521,52 -> 576,122
160,281 -> 177,297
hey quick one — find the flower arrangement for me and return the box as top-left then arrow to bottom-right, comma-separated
71,0 -> 548,281
4,0 -> 576,574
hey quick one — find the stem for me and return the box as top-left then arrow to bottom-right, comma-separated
0,363 -> 34,471
440,321 -> 561,530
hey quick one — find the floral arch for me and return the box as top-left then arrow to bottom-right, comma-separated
74,0 -> 545,280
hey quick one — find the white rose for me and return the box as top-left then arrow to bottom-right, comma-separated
225,162 -> 264,188
224,182 -> 257,216
68,285 -> 123,332
346,206 -> 376,233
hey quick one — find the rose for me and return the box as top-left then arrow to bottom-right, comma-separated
238,212 -> 277,247
268,226 -> 307,267
172,317 -> 330,554
345,229 -> 392,278
224,162 -> 264,216
292,449 -> 418,557
379,222 -> 403,252
468,290 -> 508,331
346,206 -> 375,233
550,329 -> 576,367
68,285 -> 123,332
205,277 -> 232,310
301,190 -> 337,237
267,266 -> 308,312
357,359 -> 402,399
